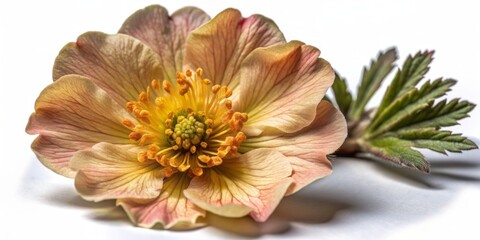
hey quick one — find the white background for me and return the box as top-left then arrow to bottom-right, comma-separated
1,0 -> 479,239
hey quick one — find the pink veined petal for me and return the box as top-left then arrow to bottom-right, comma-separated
242,100 -> 347,195
118,174 -> 206,229
184,149 -> 293,222
71,143 -> 164,202
53,32 -> 163,106
236,41 -> 335,136
286,154 -> 332,196
119,5 -> 210,81
26,75 -> 134,177
184,8 -> 285,92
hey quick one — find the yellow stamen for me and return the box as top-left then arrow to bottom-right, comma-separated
122,119 -> 135,129
122,67 -> 249,178
163,80 -> 172,94
137,151 -> 148,163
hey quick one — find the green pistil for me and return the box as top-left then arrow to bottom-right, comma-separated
171,114 -> 206,147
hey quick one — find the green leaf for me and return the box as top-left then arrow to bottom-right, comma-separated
375,50 -> 434,116
395,128 -> 478,154
331,72 -> 353,116
334,48 -> 477,174
363,137 -> 429,172
394,98 -> 476,131
366,78 -> 456,138
348,48 -> 397,121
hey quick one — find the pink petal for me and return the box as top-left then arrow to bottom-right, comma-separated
184,8 -> 285,90
71,143 -> 163,202
26,75 -> 133,177
119,5 -> 210,81
242,100 -> 347,195
53,32 -> 163,105
118,174 -> 206,229
184,149 -> 293,222
236,41 -> 335,136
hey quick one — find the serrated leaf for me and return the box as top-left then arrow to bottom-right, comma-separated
366,78 -> 456,138
336,48 -> 477,174
348,48 -> 397,121
331,72 -> 353,116
364,137 -> 429,172
394,98 -> 476,131
395,128 -> 478,154
375,50 -> 434,116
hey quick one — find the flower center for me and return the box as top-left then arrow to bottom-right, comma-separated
121,68 -> 248,177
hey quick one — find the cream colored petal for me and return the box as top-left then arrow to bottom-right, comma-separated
53,32 -> 163,105
118,174 -> 206,229
29,135 -> 91,178
26,75 -> 134,177
285,155 -> 332,196
184,8 -> 285,90
119,5 -> 210,81
242,100 -> 347,195
184,149 -> 293,222
236,41 -> 335,136
71,143 -> 163,202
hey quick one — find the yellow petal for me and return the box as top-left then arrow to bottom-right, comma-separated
119,5 -> 210,81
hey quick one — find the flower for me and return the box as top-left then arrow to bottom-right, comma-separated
26,5 -> 347,229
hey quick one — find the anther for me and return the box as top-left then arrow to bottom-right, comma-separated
212,85 -> 221,94
151,79 -> 159,90
137,152 -> 148,163
169,157 -> 181,168
175,136 -> 182,146
122,119 -> 136,129
182,139 -> 191,149
128,132 -> 142,142
155,154 -> 168,166
190,146 -> 197,154
138,92 -> 148,103
179,84 -> 189,95
139,134 -> 155,145
165,119 -> 173,127
225,90 -> 233,98
165,129 -> 173,136
205,128 -> 213,136
191,167 -> 203,176
225,100 -> 232,109
211,156 -> 223,166
178,162 -> 190,172
235,132 -> 247,142
164,167 -> 177,177
186,69 -> 192,77
196,68 -> 203,77
162,80 -> 172,94
139,110 -> 150,118
205,119 -> 213,126
198,155 -> 210,163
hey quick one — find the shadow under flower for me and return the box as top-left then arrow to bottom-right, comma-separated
205,194 -> 352,237
21,144 -> 480,239
32,171 -> 352,237
45,186 -> 116,209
